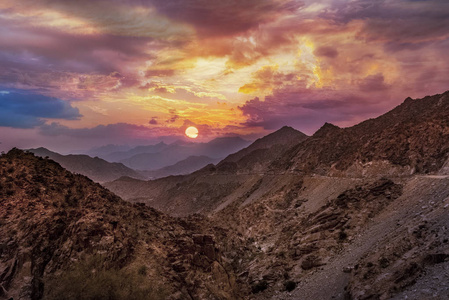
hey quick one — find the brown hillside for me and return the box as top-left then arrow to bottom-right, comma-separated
0,149 -> 241,300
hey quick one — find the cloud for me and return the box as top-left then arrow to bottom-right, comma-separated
238,65 -> 295,94
321,0 -> 449,48
238,87 -> 390,134
165,109 -> 179,123
0,89 -> 82,128
149,117 -> 158,125
358,73 -> 390,92
39,122 -> 151,138
314,46 -> 339,58
150,0 -> 304,37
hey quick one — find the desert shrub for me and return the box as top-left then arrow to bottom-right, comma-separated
284,280 -> 296,292
44,256 -> 168,300
379,257 -> 390,268
251,280 -> 268,294
64,190 -> 79,207
138,265 -> 147,276
338,230 -> 348,241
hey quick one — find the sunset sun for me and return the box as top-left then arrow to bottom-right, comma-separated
185,126 -> 199,139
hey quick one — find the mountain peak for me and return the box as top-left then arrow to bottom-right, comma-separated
313,122 -> 341,138
403,96 -> 414,104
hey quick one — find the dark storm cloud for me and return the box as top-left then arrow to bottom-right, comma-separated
0,89 -> 82,129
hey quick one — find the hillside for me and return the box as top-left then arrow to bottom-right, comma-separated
272,92 -> 449,176
0,149 -> 241,300
28,147 -> 144,183
220,126 -> 308,165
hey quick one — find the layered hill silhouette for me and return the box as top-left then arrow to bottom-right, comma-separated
141,155 -> 220,179
104,91 -> 449,299
28,147 -> 144,183
92,137 -> 252,171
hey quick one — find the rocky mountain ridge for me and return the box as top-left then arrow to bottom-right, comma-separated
0,149 -> 241,300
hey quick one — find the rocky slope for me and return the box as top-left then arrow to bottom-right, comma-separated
218,126 -> 308,171
29,147 -> 143,183
272,91 -> 449,176
0,149 -> 241,300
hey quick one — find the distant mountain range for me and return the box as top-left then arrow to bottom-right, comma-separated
103,137 -> 252,170
26,136 -> 253,182
28,147 -> 143,183
141,155 -> 221,179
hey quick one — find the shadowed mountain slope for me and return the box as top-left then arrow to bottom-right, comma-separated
28,147 -> 144,183
141,155 -> 220,179
0,149 -> 241,300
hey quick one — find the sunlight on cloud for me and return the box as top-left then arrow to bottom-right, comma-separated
297,39 -> 323,88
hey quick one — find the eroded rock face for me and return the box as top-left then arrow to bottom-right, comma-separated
346,206 -> 449,300
0,149 -> 240,300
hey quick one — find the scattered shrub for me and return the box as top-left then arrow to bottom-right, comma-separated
138,265 -> 147,276
338,231 -> 348,241
379,257 -> 390,268
284,280 -> 296,292
251,280 -> 268,294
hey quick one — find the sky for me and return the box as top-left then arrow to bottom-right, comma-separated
0,0 -> 448,153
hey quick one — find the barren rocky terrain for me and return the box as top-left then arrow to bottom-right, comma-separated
0,149 -> 241,300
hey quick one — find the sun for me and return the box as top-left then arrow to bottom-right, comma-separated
185,126 -> 199,139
